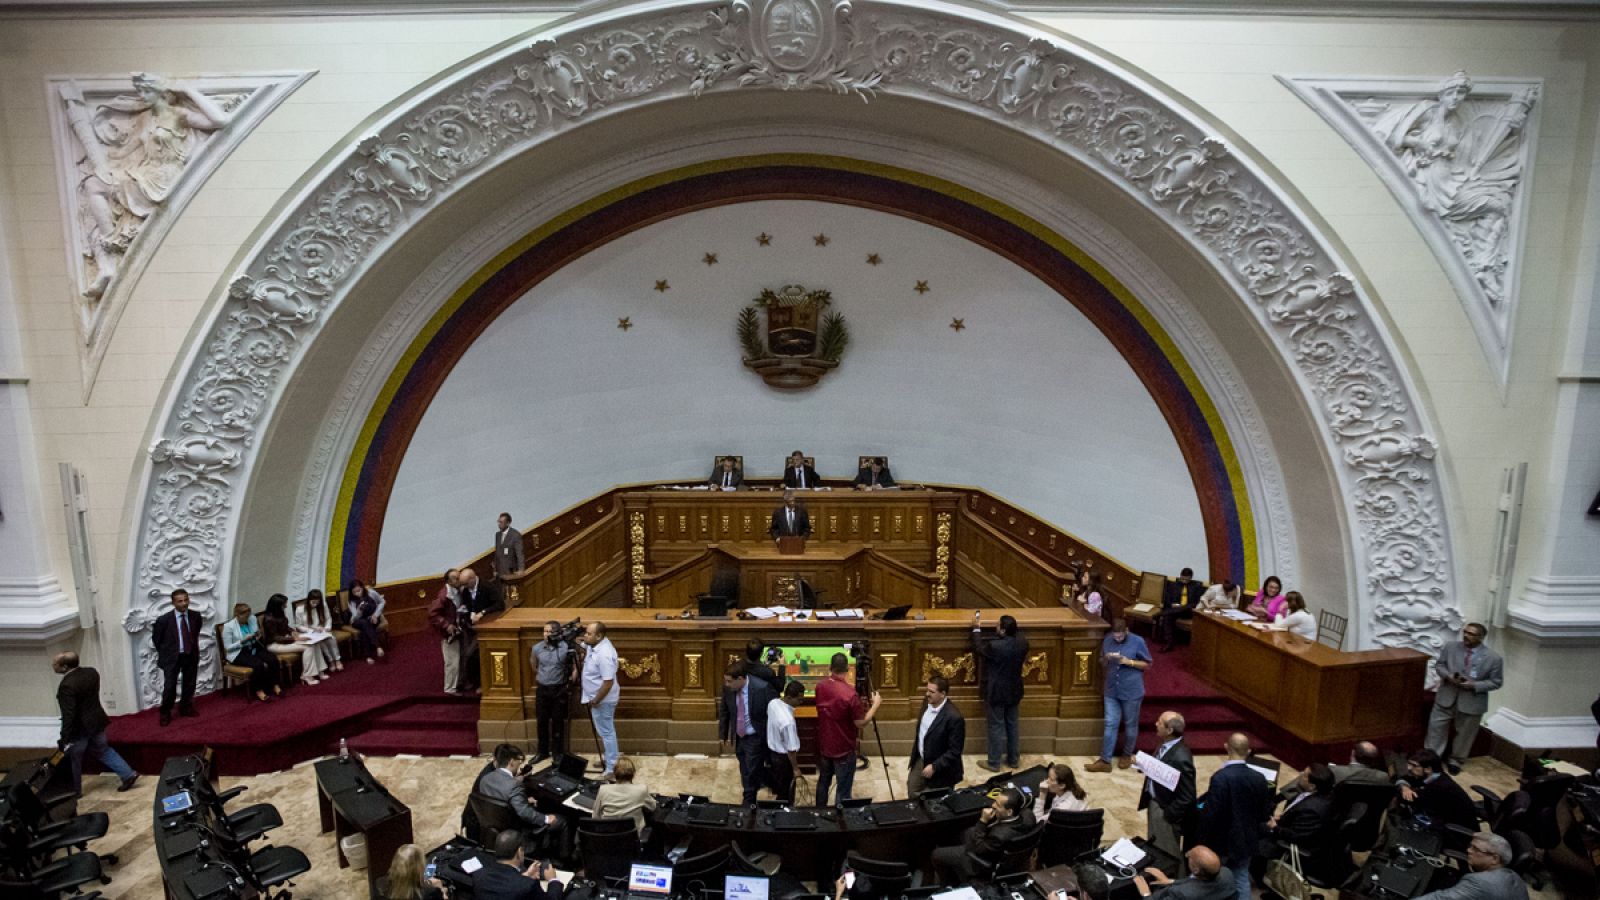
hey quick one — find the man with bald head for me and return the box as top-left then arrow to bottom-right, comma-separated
1134,846 -> 1235,899
53,652 -> 139,793
1334,740 -> 1393,786
456,567 -> 504,693
1138,710 -> 1195,864
1198,733 -> 1272,900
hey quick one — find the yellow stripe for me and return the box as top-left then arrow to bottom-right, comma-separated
329,153 -> 1257,586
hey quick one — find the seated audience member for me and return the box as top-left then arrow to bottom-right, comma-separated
1065,567 -> 1091,607
1133,845 -> 1235,899
708,456 -> 744,490
1398,748 -> 1478,833
1245,576 -> 1284,621
1269,591 -> 1316,639
853,457 -> 896,490
1035,762 -> 1090,820
295,588 -> 345,673
1082,572 -> 1105,617
1335,741 -> 1393,786
261,593 -> 326,686
834,872 -> 878,900
221,602 -> 282,702
930,787 -> 1034,885
1155,567 -> 1204,651
1261,764 -> 1336,861
593,756 -> 656,832
474,830 -> 565,900
377,843 -> 447,900
782,450 -> 819,489
348,579 -> 388,663
1198,581 -> 1242,612
479,744 -> 567,860
1414,832 -> 1528,900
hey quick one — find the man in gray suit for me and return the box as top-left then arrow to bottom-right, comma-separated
1427,622 -> 1503,774
1416,833 -> 1527,900
494,513 -> 525,581
478,744 -> 567,859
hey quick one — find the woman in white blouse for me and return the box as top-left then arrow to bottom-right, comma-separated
293,589 -> 345,674
1034,762 -> 1090,821
1270,591 -> 1317,640
1198,580 -> 1242,612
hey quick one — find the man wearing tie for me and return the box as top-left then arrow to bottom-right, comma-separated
151,588 -> 203,726
769,489 -> 812,540
709,457 -> 744,490
782,451 -> 819,489
493,513 -> 525,582
1138,710 -> 1196,865
720,660 -> 778,805
853,457 -> 896,491
1426,622 -> 1503,774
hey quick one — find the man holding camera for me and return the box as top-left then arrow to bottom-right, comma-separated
532,620 -> 576,764
815,651 -> 882,806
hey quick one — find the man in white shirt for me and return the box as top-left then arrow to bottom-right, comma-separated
767,680 -> 805,805
580,621 -> 620,778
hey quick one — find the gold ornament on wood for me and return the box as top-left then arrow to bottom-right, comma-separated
628,511 -> 648,607
922,651 -> 976,684
618,653 -> 662,684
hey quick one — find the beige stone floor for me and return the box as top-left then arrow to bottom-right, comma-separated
74,751 -> 1549,898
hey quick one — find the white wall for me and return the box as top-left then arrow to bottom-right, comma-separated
378,200 -> 1207,581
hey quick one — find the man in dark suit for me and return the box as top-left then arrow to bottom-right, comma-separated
53,652 -> 138,793
781,451 -> 819,489
709,456 -> 744,490
1138,710 -> 1196,864
720,660 -> 779,805
853,457 -> 896,490
972,612 -> 1027,771
1399,748 -> 1478,833
478,744 -> 567,860
1198,733 -> 1272,900
473,830 -> 566,900
907,675 -> 966,798
1133,845 -> 1236,900
150,588 -> 203,726
493,513 -> 525,582
457,568 -> 504,693
1155,568 -> 1204,651
931,787 -> 1034,885
1251,763 -> 1337,883
768,489 -> 812,539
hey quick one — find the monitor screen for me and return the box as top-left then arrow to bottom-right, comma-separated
726,874 -> 770,900
765,644 -> 853,694
628,864 -> 673,896
160,790 -> 194,814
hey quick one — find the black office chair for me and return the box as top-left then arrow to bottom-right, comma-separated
731,841 -> 808,898
1,784 -> 114,870
248,844 -> 312,891
578,817 -> 640,885
1330,781 -> 1396,852
467,793 -> 524,853
1474,772 -> 1573,851
844,851 -> 919,895
672,843 -> 732,895
967,822 -> 1044,882
0,851 -> 105,900
1295,802 -> 1365,888
1039,807 -> 1104,866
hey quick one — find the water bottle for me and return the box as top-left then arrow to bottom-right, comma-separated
339,738 -> 349,761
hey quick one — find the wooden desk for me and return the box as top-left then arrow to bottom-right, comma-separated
314,757 -> 413,895
1189,611 -> 1428,764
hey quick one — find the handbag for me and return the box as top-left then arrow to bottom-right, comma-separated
1263,843 -> 1308,900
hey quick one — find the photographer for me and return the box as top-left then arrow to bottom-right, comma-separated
745,638 -> 784,691
815,651 -> 882,806
971,611 -> 1027,772
532,620 -> 577,763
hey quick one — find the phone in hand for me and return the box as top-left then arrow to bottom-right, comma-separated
843,871 -> 856,890
424,862 -> 437,879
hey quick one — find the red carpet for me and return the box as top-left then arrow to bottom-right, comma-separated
1133,640 -> 1265,757
105,633 -> 478,775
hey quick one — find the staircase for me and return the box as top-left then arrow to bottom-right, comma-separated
1133,642 -> 1268,757
343,695 -> 480,757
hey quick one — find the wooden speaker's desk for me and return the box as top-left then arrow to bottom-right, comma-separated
1189,611 -> 1428,763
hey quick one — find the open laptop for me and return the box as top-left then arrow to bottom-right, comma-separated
626,863 -> 673,900
534,753 -> 590,796
725,873 -> 770,900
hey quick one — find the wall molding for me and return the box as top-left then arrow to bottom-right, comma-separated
1507,575 -> 1600,640
1484,707 -> 1600,750
0,716 -> 59,750
0,575 -> 79,644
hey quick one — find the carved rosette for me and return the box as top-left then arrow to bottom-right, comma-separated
628,511 -> 648,607
931,511 -> 952,608
131,0 -> 1461,706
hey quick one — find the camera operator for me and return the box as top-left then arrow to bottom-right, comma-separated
532,620 -> 579,764
815,651 -> 882,806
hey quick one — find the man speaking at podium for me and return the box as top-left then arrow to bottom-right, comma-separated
769,489 -> 812,541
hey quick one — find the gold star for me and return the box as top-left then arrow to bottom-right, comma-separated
654,279 -> 670,292
703,252 -> 718,266
757,233 -> 772,246
866,253 -> 882,266
914,280 -> 930,294
949,318 -> 965,332
617,317 -> 632,330
813,234 -> 830,247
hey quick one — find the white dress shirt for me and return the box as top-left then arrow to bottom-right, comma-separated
917,700 -> 945,757
582,637 -> 619,705
766,698 -> 799,754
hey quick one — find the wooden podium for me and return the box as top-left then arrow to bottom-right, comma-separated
775,536 -> 805,556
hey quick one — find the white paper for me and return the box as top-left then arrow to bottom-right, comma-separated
1220,610 -> 1255,621
1133,751 -> 1180,791
1247,763 -> 1279,783
816,610 -> 838,619
930,888 -> 983,900
1129,603 -> 1156,614
745,608 -> 777,620
461,857 -> 483,874
1101,837 -> 1146,869
768,606 -> 792,614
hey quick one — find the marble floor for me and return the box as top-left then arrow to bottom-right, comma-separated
71,750 -> 1549,898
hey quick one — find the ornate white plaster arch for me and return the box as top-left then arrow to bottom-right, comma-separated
123,0 -> 1459,705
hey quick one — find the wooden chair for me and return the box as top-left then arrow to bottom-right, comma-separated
333,589 -> 388,652
1120,571 -> 1166,629
855,455 -> 891,470
710,455 -> 744,476
1316,610 -> 1347,649
213,623 -> 256,702
294,598 -> 354,660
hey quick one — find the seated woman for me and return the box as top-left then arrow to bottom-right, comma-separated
1081,572 -> 1105,617
295,589 -> 345,674
593,756 -> 656,833
1245,575 -> 1285,621
348,580 -> 388,664
1199,580 -> 1242,612
222,602 -> 282,702
1270,591 -> 1317,639
375,843 -> 446,900
853,457 -> 896,490
1034,762 -> 1089,820
262,593 -> 326,686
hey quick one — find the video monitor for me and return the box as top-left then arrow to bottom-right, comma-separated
726,874 -> 770,900
764,644 -> 856,695
628,863 -> 673,897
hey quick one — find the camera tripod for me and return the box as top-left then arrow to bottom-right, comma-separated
852,643 -> 896,801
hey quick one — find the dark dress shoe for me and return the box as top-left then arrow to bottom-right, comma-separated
1446,762 -> 1462,776
159,714 -> 172,727
180,706 -> 199,718
118,775 -> 140,792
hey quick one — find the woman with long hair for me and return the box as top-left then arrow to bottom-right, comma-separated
375,843 -> 445,900
1246,575 -> 1284,621
348,579 -> 388,664
1271,591 -> 1317,639
294,588 -> 344,674
1083,572 -> 1105,617
1034,762 -> 1090,820
261,593 -> 326,686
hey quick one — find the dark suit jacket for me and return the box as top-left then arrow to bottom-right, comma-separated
471,860 -> 563,900
1274,791 -> 1335,845
971,629 -> 1028,707
57,667 -> 109,744
461,581 -> 505,616
1138,738 -> 1197,830
479,767 -> 549,831
151,608 -> 205,667
1162,579 -> 1204,610
1199,761 -> 1272,866
719,678 -> 779,743
910,701 -> 966,788
782,465 -> 820,489
853,467 -> 896,489
769,505 -> 812,538
709,467 -> 744,489
963,809 -> 1036,862
1413,773 -> 1478,832
1158,869 -> 1238,900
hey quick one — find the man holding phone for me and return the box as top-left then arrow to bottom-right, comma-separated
1425,623 -> 1503,775
1085,618 -> 1151,773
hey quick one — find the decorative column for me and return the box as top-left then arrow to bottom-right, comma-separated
625,498 -> 650,608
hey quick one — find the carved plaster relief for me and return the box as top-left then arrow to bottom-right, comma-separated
1280,73 -> 1540,385
129,0 -> 1458,707
47,71 -> 314,399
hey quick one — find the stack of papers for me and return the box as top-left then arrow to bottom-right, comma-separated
1219,610 -> 1255,622
1101,837 -> 1146,869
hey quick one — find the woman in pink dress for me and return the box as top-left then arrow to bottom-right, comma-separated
1246,575 -> 1284,620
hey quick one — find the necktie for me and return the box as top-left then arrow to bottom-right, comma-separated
178,612 -> 189,653
737,689 -> 749,736
787,509 -> 794,531
1464,647 -> 1474,677
796,467 -> 804,487
723,472 -> 731,487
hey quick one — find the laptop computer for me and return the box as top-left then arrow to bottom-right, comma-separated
689,803 -> 731,826
725,873 -> 770,900
872,803 -> 919,826
881,605 -> 912,621
626,863 -> 673,900
771,810 -> 816,830
942,789 -> 992,816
